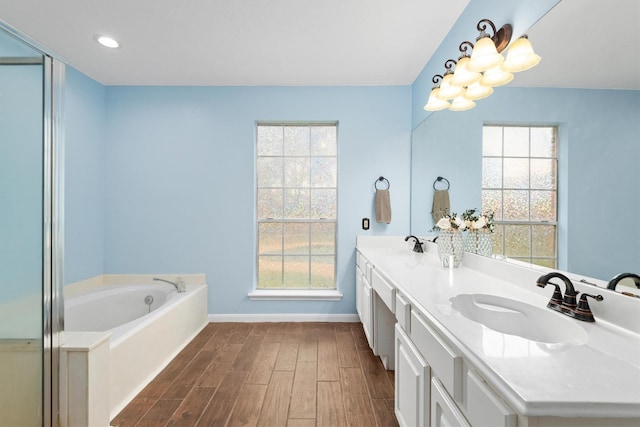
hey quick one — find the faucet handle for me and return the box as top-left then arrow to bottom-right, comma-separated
574,293 -> 603,322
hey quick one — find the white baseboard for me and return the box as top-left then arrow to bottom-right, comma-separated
208,313 -> 360,323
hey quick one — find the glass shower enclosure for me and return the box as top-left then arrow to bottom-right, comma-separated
0,23 -> 64,427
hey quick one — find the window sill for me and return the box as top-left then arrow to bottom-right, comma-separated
248,289 -> 343,301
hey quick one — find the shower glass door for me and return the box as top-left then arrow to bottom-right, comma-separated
0,27 -> 46,426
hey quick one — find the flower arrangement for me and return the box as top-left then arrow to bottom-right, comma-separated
462,208 -> 494,233
435,213 -> 467,231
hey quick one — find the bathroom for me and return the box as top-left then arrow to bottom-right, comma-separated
0,0 -> 638,425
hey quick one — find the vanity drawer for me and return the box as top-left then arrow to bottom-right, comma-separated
410,310 -> 462,401
371,269 -> 395,313
466,370 -> 516,427
395,292 -> 411,332
431,377 -> 470,427
356,252 -> 372,282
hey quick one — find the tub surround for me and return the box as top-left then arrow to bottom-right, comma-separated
60,276 -> 208,426
357,236 -> 640,424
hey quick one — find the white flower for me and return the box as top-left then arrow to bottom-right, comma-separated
454,217 -> 466,230
436,217 -> 451,230
472,216 -> 487,229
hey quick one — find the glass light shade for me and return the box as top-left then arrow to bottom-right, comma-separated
464,82 -> 493,100
468,36 -> 504,72
452,56 -> 482,86
449,96 -> 475,111
481,64 -> 514,87
436,73 -> 464,100
424,88 -> 450,111
503,36 -> 541,72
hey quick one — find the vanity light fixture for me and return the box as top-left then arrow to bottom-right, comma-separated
423,18 -> 541,112
424,75 -> 451,111
94,35 -> 120,49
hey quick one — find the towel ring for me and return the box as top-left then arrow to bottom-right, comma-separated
375,176 -> 390,190
433,176 -> 450,191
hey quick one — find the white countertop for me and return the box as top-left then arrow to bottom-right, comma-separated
357,236 -> 640,418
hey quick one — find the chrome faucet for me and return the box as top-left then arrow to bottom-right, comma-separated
536,272 -> 603,322
606,272 -> 640,291
404,235 -> 424,253
153,277 -> 186,292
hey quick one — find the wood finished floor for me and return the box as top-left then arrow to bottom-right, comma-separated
111,322 -> 399,427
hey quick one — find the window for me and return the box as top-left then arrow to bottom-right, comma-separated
256,123 -> 337,290
482,125 -> 557,268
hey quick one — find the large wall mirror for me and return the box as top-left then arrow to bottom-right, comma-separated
410,0 -> 640,295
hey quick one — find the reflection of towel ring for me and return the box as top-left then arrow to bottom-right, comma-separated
375,176 -> 390,190
433,176 -> 450,190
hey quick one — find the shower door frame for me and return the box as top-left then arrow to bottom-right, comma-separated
0,21 -> 65,427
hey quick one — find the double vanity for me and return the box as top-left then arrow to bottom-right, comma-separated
355,236 -> 640,427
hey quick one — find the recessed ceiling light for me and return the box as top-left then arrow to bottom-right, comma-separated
94,35 -> 120,49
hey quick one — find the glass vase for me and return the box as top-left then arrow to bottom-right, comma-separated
465,229 -> 493,257
437,229 -> 464,267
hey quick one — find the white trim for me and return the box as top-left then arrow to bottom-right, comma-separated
248,289 -> 343,301
208,313 -> 359,323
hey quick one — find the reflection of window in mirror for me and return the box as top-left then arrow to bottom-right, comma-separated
482,125 -> 557,268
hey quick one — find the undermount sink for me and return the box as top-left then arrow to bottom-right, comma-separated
450,294 -> 588,345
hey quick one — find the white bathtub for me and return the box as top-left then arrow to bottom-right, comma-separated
62,280 -> 208,420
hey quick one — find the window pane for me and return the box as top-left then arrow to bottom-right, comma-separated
530,127 -> 555,158
257,126 -> 283,156
258,223 -> 282,255
257,157 -> 283,187
503,190 -> 529,220
310,126 -> 337,156
532,258 -> 556,269
311,223 -> 335,255
530,159 -> 555,189
310,189 -> 336,219
257,188 -> 283,219
503,127 -> 529,157
284,223 -> 309,255
259,256 -> 282,288
482,190 -> 502,220
310,157 -> 337,188
532,224 -> 556,257
482,126 -> 502,156
311,256 -> 335,288
504,224 -> 531,257
284,157 -> 310,188
530,190 -> 556,221
284,126 -> 310,156
482,158 -> 502,188
492,224 -> 504,254
284,189 -> 310,218
503,158 -> 529,189
283,256 -> 309,288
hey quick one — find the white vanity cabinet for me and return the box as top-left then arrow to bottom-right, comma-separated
356,251 -> 374,348
395,323 -> 429,427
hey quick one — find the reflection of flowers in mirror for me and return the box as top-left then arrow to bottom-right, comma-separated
462,208 -> 495,232
435,213 -> 467,231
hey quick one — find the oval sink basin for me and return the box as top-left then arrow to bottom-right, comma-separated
450,294 -> 588,345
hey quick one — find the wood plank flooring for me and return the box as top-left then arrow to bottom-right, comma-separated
111,322 -> 398,427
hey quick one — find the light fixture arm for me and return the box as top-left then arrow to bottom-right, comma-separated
444,59 -> 457,73
432,74 -> 444,86
459,41 -> 474,56
476,18 -> 512,53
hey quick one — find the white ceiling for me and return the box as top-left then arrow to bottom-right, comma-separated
511,0 -> 640,90
1,0 -> 638,89
0,0 -> 469,86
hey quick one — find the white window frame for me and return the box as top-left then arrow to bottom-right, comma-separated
250,122 -> 341,301
482,124 -> 558,268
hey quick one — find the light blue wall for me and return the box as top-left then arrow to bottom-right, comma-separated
64,67 -> 107,284
104,86 -> 411,314
0,64 -> 43,304
411,0 -> 560,128
410,86 -> 640,280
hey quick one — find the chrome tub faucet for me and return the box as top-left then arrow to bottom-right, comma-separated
153,277 -> 186,292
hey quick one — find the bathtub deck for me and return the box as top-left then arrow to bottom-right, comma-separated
110,322 -> 398,427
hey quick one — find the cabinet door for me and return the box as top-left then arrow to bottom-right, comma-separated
431,378 -> 470,427
356,267 -> 364,318
395,324 -> 429,427
362,278 -> 374,349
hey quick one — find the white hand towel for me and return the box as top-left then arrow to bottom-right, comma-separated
376,189 -> 392,224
